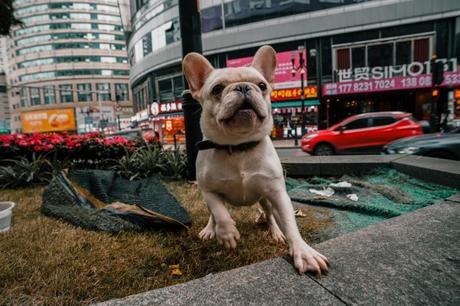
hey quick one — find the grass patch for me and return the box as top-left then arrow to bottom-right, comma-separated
0,183 -> 333,305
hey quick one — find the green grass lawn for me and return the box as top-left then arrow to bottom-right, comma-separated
0,183 -> 333,305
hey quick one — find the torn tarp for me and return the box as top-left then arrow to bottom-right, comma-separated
42,170 -> 191,232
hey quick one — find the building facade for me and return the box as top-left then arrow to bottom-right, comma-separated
7,0 -> 132,134
128,0 -> 460,141
0,37 -> 10,133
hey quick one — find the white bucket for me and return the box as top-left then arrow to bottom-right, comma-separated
0,201 -> 16,233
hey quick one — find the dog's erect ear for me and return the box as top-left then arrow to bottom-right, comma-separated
251,45 -> 277,83
183,52 -> 214,99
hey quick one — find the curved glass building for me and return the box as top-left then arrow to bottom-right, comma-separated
8,0 -> 132,134
128,0 -> 460,141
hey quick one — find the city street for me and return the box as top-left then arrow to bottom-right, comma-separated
1,0 -> 459,305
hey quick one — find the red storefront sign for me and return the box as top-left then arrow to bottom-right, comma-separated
323,57 -> 460,96
226,49 -> 307,89
159,101 -> 183,113
322,72 -> 460,96
271,86 -> 318,101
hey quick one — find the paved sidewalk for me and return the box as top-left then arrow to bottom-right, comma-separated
163,139 -> 300,150
97,197 -> 460,305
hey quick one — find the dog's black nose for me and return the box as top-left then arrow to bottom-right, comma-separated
234,84 -> 251,94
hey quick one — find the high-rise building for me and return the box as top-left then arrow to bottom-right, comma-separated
8,0 -> 132,134
128,0 -> 460,140
0,37 -> 10,133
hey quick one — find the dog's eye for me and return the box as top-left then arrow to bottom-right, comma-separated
211,84 -> 225,96
258,82 -> 267,91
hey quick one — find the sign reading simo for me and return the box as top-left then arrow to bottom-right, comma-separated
323,58 -> 460,95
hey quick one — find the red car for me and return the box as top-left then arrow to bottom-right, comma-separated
301,112 -> 423,155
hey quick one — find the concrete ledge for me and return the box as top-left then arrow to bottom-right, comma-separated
98,201 -> 460,305
96,257 -> 343,306
314,201 -> 460,305
281,154 -> 405,177
391,155 -> 460,189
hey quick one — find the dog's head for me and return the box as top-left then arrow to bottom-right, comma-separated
183,46 -> 276,145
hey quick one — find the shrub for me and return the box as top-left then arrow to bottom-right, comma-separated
0,132 -> 188,189
0,154 -> 53,188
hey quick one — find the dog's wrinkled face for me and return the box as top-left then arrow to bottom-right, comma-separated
183,46 -> 277,145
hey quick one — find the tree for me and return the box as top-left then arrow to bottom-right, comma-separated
0,0 -> 23,36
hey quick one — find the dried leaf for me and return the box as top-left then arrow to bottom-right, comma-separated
294,209 -> 306,217
169,264 -> 183,276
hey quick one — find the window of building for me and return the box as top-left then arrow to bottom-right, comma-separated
115,83 -> 128,101
142,33 -> 152,56
367,43 -> 393,67
59,84 -> 73,103
413,38 -> 430,62
336,48 -> 350,70
395,41 -> 411,65
173,75 -> 184,98
20,88 -> 28,107
351,47 -> 365,68
77,84 -> 92,102
96,83 -> 111,101
333,35 -> 433,73
44,86 -> 55,104
29,88 -> 41,106
158,78 -> 173,102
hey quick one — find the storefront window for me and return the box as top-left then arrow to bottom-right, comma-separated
59,84 -> 73,103
77,84 -> 92,102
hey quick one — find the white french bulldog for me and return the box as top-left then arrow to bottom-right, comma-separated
183,45 -> 329,276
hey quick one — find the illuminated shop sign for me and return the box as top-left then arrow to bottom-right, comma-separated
227,49 -> 307,89
336,58 -> 457,82
271,86 -> 318,101
159,101 -> 183,113
323,58 -> 460,95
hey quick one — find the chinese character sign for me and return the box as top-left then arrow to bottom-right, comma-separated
324,58 -> 460,95
271,86 -> 318,101
22,108 -> 76,133
226,49 -> 307,89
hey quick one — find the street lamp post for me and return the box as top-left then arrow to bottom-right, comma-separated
179,0 -> 203,181
291,46 -> 307,141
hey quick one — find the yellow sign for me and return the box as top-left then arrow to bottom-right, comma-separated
22,108 -> 76,133
271,86 -> 318,101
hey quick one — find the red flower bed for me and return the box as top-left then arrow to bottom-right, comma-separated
0,132 -> 156,164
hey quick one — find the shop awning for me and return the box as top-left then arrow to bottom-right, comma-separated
272,99 -> 320,108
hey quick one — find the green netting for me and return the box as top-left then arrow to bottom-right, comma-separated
287,168 -> 457,233
42,170 -> 191,233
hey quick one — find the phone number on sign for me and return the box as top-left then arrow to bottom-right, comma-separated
335,76 -> 432,94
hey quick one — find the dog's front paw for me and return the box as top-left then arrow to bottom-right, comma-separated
215,222 -> 240,249
290,242 -> 329,277
199,223 -> 216,240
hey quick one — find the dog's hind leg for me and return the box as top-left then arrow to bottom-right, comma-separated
199,215 -> 216,240
260,198 -> 286,243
